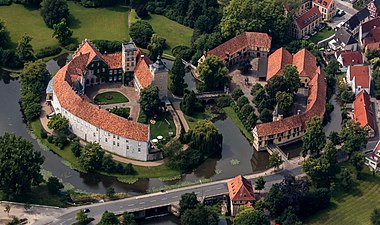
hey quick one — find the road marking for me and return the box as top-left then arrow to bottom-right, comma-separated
139,202 -> 145,205
162,198 -> 167,200
215,187 -> 222,190
195,192 -> 200,194
171,196 -> 178,198
150,200 -> 157,203
127,204 -> 135,206
205,189 -> 211,192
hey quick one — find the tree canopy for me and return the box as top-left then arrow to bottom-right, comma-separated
129,21 -> 154,48
0,133 -> 44,198
340,120 -> 367,158
79,142 -> 105,172
234,208 -> 269,225
181,205 -> 218,225
16,34 -> 34,63
139,86 -> 161,117
169,57 -> 186,96
302,116 -> 326,157
147,34 -> 166,61
47,113 -> 69,135
98,211 -> 119,225
220,0 -> 290,44
197,55 -> 230,91
52,18 -> 73,46
179,192 -> 199,215
40,0 -> 70,28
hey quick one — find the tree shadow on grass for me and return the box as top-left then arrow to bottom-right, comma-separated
67,14 -> 81,30
107,6 -> 130,13
304,202 -> 339,224
332,180 -> 363,203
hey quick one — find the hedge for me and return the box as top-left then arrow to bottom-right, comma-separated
35,46 -> 62,59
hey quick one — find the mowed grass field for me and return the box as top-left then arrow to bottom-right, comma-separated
0,3 -> 192,55
143,14 -> 193,54
306,168 -> 380,225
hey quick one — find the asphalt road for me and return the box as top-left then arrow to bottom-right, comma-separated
329,0 -> 358,28
50,167 -> 303,225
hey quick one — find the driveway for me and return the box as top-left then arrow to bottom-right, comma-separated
328,0 -> 358,28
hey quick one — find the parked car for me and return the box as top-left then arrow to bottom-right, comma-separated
83,208 -> 90,213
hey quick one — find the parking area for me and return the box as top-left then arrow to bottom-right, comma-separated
328,0 -> 358,28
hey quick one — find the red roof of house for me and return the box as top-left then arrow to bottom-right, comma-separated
53,48 -> 149,142
361,17 -> 380,35
207,32 -> 271,60
266,48 -> 317,81
266,47 -> 293,80
73,40 -> 106,66
295,7 -> 322,30
337,51 -> 364,66
103,53 -> 122,69
353,90 -> 375,131
134,52 -> 153,89
227,175 -> 255,202
256,71 -> 326,137
313,0 -> 334,8
367,42 -> 380,51
349,65 -> 370,89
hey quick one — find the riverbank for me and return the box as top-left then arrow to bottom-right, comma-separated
29,120 -> 181,184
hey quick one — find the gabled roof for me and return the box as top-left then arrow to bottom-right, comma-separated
366,42 -> 380,50
227,175 -> 255,202
362,17 -> 380,36
337,51 -> 364,66
134,51 -> 153,89
370,0 -> 380,7
266,48 -> 317,81
73,39 -> 106,67
293,48 -> 318,79
313,0 -> 334,8
266,47 -> 293,80
335,28 -> 358,45
295,7 -> 322,30
349,65 -> 371,89
207,32 -> 271,60
353,90 -> 375,131
346,8 -> 370,30
103,53 -> 122,69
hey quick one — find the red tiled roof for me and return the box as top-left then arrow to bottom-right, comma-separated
367,42 -> 380,51
134,55 -> 153,89
227,175 -> 255,202
207,32 -> 271,60
266,48 -> 293,80
295,7 -> 322,30
103,53 -> 122,69
73,40 -> 106,66
293,48 -> 318,79
53,66 -> 149,142
361,17 -> 380,35
256,70 -> 326,137
313,0 -> 334,8
266,48 -> 317,81
353,90 -> 375,131
338,51 -> 364,66
349,65 -> 370,89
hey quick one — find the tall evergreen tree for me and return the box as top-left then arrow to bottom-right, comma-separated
169,57 -> 185,96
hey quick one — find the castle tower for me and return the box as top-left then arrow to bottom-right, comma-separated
122,41 -> 137,72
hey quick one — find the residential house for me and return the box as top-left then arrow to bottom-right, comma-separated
227,175 -> 255,216
284,0 -> 312,17
366,141 -> 380,171
344,8 -> 370,35
352,90 -> 376,138
346,65 -> 372,95
312,0 -> 337,21
328,28 -> 358,51
367,0 -> 380,18
292,7 -> 323,39
198,32 -> 272,67
359,17 -> 380,46
335,50 -> 364,72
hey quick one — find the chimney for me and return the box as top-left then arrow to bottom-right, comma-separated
104,51 -> 107,54
297,110 -> 301,115
141,54 -> 144,58
279,115 -> 283,120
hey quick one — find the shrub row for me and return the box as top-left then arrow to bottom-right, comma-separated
35,46 -> 62,59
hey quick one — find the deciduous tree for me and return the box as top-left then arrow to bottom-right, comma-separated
16,34 -> 34,62
302,116 -> 326,157
255,176 -> 266,194
340,120 -> 367,159
350,151 -> 365,179
40,0 -> 70,28
98,211 -> 119,225
139,86 -> 161,117
47,113 -> 69,135
169,57 -> 185,96
129,21 -> 154,48
234,208 -> 269,225
259,108 -> 272,123
276,91 -> 293,116
79,142 -> 105,172
47,176 -> 64,195
181,205 -> 218,225
197,55 -> 230,91
0,20 -> 10,49
269,152 -> 283,171
179,192 -> 199,215
147,34 -> 166,61
0,133 -> 44,198
372,208 -> 380,225
52,19 -> 73,46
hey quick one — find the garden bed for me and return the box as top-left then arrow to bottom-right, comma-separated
94,91 -> 129,104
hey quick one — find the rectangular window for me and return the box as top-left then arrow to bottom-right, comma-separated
138,148 -> 141,152
119,69 -> 122,74
138,142 -> 141,146
105,138 -> 107,142
113,141 -> 115,145
102,68 -> 105,72
126,146 -> 129,150
109,70 -> 113,75
97,62 -> 100,66
117,143 -> 119,147
93,133 -> 95,137
126,140 -> 129,143
108,132 -> 110,136
131,62 -> 134,66
97,69 -> 100,73
117,136 -> 119,140
113,134 -> 115,138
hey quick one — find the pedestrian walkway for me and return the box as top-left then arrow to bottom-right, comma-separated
167,105 -> 181,140
40,100 -> 54,134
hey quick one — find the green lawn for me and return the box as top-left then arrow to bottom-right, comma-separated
0,4 -> 59,50
306,167 -> 380,225
149,112 -> 176,140
94,91 -> 129,104
67,2 -> 129,43
309,27 -> 335,44
0,2 -> 129,51
143,14 -> 193,54
184,109 -> 217,129
223,106 -> 253,141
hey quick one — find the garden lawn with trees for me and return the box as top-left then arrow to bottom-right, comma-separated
94,91 -> 129,104
306,167 -> 380,225
149,112 -> 176,140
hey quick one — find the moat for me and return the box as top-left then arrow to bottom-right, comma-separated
0,55 -> 342,196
